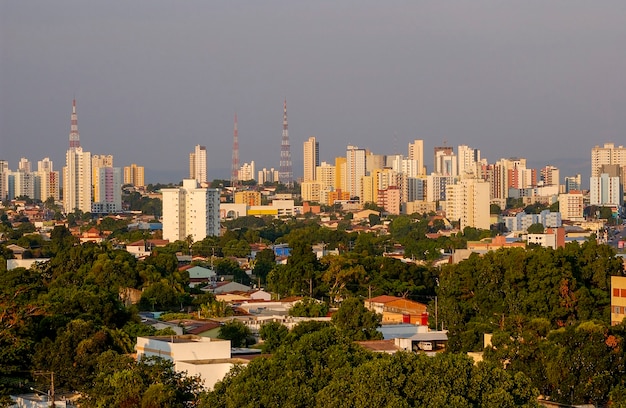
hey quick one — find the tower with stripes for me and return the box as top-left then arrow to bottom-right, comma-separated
279,99 -> 293,187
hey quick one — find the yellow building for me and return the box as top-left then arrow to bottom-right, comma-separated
234,191 -> 261,206
300,181 -> 323,203
124,163 -> 145,187
335,157 -> 346,192
611,276 -> 626,326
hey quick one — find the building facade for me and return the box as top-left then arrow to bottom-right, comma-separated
162,179 -> 220,242
124,163 -> 145,187
303,136 -> 319,182
190,145 -> 207,184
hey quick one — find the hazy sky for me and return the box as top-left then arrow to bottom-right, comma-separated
1,1 -> 625,184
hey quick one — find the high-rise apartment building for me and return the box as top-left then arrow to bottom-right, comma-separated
334,157 -> 347,192
445,178 -> 491,230
457,145 -> 481,177
564,174 -> 582,193
346,145 -> 366,199
189,145 -> 207,184
591,143 -> 626,177
558,191 -> 584,221
300,181 -> 323,203
408,139 -> 426,175
162,179 -> 220,242
38,157 -> 53,173
92,154 -> 114,203
540,166 -> 559,186
258,168 -> 279,184
303,136 -> 319,182
18,157 -> 32,173
433,146 -> 455,176
238,161 -> 255,182
0,160 -> 8,201
38,169 -> 60,202
63,100 -> 92,214
378,186 -> 401,215
124,163 -> 145,187
590,172 -> 622,206
315,162 -> 335,191
92,167 -> 122,213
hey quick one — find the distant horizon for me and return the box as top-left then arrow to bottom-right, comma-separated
3,1 -> 624,189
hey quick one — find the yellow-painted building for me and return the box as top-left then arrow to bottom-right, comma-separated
234,191 -> 261,206
611,276 -> 626,326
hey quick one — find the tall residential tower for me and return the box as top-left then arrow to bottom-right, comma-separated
303,136 -> 319,182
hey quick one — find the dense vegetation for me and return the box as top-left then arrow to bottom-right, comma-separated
438,240 -> 626,405
1,203 -> 626,405
202,323 -> 540,408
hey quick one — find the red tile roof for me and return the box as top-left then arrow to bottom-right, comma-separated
366,295 -> 401,304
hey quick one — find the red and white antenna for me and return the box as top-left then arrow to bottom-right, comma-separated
69,99 -> 80,150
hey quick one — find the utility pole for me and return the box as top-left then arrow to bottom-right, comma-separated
33,371 -> 54,407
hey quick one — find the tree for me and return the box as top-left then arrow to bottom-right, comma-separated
259,321 -> 289,352
252,249 -> 275,284
288,297 -> 329,317
527,223 -> 544,234
490,204 -> 502,215
83,353 -> 203,407
331,297 -> 382,341
218,320 -> 253,347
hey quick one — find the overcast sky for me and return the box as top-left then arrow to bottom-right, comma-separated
1,1 -> 625,184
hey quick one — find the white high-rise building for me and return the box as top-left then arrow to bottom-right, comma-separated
457,145 -> 480,177
38,157 -> 53,173
63,148 -> 92,213
303,136 -> 319,182
10,171 -> 35,199
18,157 -> 32,173
189,145 -> 207,184
434,149 -> 457,177
162,179 -> 220,243
0,160 -> 8,201
590,173 -> 622,206
445,178 -> 491,230
591,143 -> 626,178
315,162 -> 335,191
346,145 -> 366,199
258,168 -> 279,184
408,139 -> 426,175
238,161 -> 255,182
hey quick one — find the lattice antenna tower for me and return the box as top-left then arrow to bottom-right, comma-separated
279,99 -> 293,187
69,99 -> 80,150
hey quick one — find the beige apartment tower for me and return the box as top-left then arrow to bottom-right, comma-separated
303,136 -> 319,182
124,163 -> 145,187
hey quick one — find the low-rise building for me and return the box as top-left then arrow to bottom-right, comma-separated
135,335 -> 247,390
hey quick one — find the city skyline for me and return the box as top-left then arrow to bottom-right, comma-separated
2,2 -> 626,184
